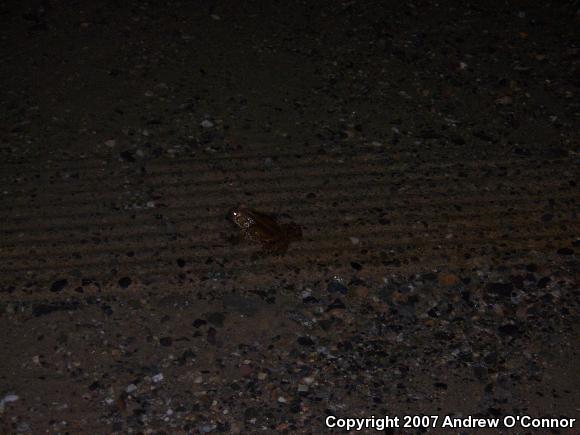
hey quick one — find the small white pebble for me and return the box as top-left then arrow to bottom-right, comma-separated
277,396 -> 287,403
1,394 -> 19,404
257,373 -> 267,380
0,394 -> 19,412
126,384 -> 137,393
349,237 -> 360,245
200,120 -> 214,128
152,373 -> 164,383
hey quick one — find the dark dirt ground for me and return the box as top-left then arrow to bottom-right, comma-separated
1,0 -> 579,434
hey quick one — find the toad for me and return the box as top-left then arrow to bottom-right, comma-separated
227,205 -> 302,254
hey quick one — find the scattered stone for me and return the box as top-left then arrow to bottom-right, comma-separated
438,273 -> 459,287
297,336 -> 315,346
159,337 -> 173,347
192,319 -> 207,328
126,384 -> 137,394
537,277 -> 551,288
498,323 -> 519,337
0,394 -> 19,412
152,373 -> 164,383
119,150 -> 135,162
486,282 -> 513,297
350,261 -> 362,271
118,277 -> 132,288
50,279 -> 68,292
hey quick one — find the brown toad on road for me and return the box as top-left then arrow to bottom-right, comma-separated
228,205 -> 302,254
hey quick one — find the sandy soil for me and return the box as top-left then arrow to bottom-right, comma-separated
1,0 -> 579,433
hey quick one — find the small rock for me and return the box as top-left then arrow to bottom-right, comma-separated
88,381 -> 102,391
119,150 -> 135,162
159,337 -> 173,347
0,394 -> 19,411
152,373 -> 164,383
192,319 -> 207,328
438,273 -> 459,287
486,282 -> 513,297
200,120 -> 214,128
537,276 -> 551,289
118,277 -> 132,289
50,279 -> 68,292
498,323 -> 519,337
297,336 -> 315,346
198,423 -> 216,433
126,384 -> 137,393
16,421 -> 31,432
